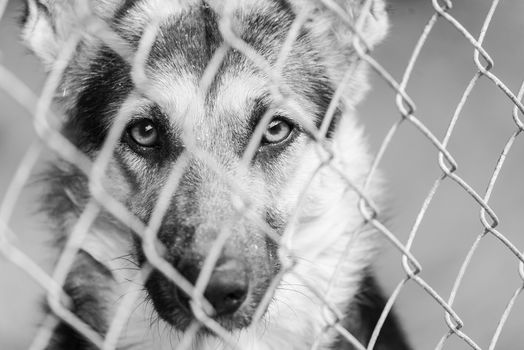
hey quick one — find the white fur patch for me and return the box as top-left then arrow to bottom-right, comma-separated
144,73 -> 206,139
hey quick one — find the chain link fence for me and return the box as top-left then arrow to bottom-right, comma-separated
1,0 -> 524,349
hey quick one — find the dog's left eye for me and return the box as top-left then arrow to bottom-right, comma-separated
127,119 -> 159,147
262,118 -> 293,145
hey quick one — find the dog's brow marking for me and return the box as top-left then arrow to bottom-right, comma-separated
214,74 -> 267,122
142,73 -> 204,134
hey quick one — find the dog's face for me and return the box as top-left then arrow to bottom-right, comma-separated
24,0 -> 387,334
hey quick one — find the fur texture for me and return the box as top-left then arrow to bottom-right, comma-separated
23,0 -> 411,349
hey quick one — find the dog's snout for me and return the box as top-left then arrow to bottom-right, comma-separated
177,258 -> 249,316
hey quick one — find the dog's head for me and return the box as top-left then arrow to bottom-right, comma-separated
23,0 -> 387,334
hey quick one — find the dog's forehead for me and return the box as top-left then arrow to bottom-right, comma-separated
145,71 -> 266,136
118,0 -> 296,128
118,0 -> 295,68
138,0 -> 295,77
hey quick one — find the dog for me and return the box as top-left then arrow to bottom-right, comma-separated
22,0 -> 411,349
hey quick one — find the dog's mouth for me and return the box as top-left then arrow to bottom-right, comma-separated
145,262 -> 269,332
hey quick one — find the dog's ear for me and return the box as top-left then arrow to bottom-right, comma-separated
348,0 -> 389,49
295,0 -> 389,50
21,0 -> 118,67
21,0 -> 85,66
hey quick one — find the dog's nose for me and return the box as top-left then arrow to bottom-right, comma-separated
204,259 -> 249,315
177,258 -> 249,316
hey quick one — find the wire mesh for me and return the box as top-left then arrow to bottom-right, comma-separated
1,0 -> 524,349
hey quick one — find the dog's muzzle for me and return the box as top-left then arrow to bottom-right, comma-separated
144,247 -> 265,332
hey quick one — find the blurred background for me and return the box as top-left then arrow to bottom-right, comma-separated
2,0 -> 524,349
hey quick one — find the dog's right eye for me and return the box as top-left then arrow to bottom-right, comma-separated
126,119 -> 160,148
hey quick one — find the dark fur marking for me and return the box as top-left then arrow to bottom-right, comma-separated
113,0 -> 142,22
240,7 -> 294,60
64,47 -> 133,153
336,272 -> 412,350
239,94 -> 270,156
19,1 -> 31,27
306,78 -> 341,139
39,164 -> 88,240
43,252 -> 114,350
147,6 -> 222,78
